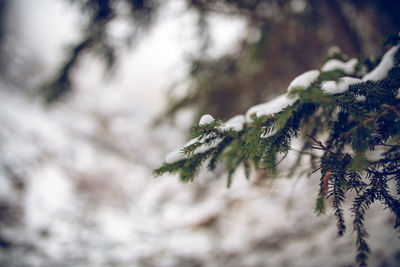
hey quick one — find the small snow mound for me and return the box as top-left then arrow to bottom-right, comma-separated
165,138 -> 198,163
321,58 -> 358,74
199,114 -> 215,125
260,127 -> 278,139
165,115 -> 245,163
362,45 -> 399,82
326,46 -> 341,56
256,95 -> 296,118
321,77 -> 362,94
287,70 -> 320,92
218,115 -> 245,132
193,138 -> 223,155
356,95 -> 366,101
246,94 -> 297,122
165,149 -> 186,164
226,114 -> 245,124
165,136 -> 223,163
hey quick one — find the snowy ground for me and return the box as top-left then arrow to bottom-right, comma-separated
0,0 -> 400,267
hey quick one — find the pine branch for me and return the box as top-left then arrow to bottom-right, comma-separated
155,38 -> 400,267
351,188 -> 375,267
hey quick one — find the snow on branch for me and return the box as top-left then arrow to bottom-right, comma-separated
154,36 -> 400,267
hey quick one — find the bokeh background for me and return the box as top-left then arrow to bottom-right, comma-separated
0,0 -> 400,266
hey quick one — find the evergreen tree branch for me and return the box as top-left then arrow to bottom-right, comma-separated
155,38 -> 400,267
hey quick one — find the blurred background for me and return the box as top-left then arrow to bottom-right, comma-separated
0,0 -> 400,266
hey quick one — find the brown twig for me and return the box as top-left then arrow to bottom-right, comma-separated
344,104 -> 400,140
322,170 -> 332,197
307,134 -> 329,151
388,105 -> 400,118
312,166 -> 323,173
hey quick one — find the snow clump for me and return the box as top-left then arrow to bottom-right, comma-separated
165,137 -> 222,164
199,114 -> 215,125
260,127 -> 278,139
245,94 -> 297,122
321,58 -> 358,74
218,115 -> 245,132
246,70 -> 320,122
321,77 -> 363,94
287,70 -> 320,92
362,45 -> 399,81
165,147 -> 188,164
320,45 -> 399,95
165,114 -> 243,163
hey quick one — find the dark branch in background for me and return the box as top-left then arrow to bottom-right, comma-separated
42,0 -> 400,113
42,35 -> 97,102
0,0 -> 9,76
0,0 -> 7,47
42,0 -> 159,102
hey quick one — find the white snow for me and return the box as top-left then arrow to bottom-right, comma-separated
321,77 -> 362,94
245,94 -> 297,121
397,88 -> 400,99
194,137 -> 222,154
165,148 -> 187,164
356,95 -> 366,101
218,114 -> 245,132
165,113 -> 240,163
260,127 -> 278,139
165,138 -> 198,163
25,165 -> 74,229
165,115 -> 244,164
245,70 -> 319,123
226,114 -> 245,125
287,70 -> 320,92
256,96 -> 296,118
199,114 -> 215,125
321,58 -> 358,74
199,114 -> 214,125
290,0 -> 307,13
165,135 -> 224,163
326,46 -> 341,57
362,45 -> 400,81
